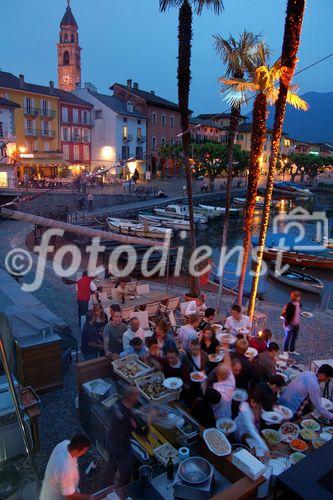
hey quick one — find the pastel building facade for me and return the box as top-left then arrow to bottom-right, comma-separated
0,97 -> 20,187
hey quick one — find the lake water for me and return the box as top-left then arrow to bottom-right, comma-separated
179,192 -> 333,309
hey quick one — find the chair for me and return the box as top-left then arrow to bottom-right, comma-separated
145,301 -> 161,319
130,310 -> 150,331
165,296 -> 181,313
179,302 -> 189,315
167,311 -> 183,335
136,284 -> 150,295
122,307 -> 136,322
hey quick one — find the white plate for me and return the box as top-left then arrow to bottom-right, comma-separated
245,347 -> 258,358
208,353 -> 224,363
217,333 -> 237,344
216,418 -> 237,435
301,419 -> 320,432
274,405 -> 293,420
236,327 -> 250,334
232,389 -> 248,402
163,377 -> 183,390
279,353 -> 289,361
301,311 -> 313,318
276,360 -> 287,368
321,397 -> 333,410
211,323 -> 224,332
262,411 -> 284,425
190,371 -> 207,383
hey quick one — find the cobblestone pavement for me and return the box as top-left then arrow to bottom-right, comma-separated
1,216 -> 333,495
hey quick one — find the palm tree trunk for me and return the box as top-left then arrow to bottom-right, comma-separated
217,104 -> 241,311
247,0 -> 306,319
178,0 -> 201,295
237,92 -> 268,304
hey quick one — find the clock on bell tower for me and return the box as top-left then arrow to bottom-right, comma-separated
57,0 -> 81,91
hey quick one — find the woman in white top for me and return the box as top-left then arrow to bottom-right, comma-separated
235,389 -> 269,458
212,342 -> 235,419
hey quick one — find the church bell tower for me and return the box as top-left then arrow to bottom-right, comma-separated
57,0 -> 81,91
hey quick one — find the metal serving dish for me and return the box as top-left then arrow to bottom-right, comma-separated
178,456 -> 213,485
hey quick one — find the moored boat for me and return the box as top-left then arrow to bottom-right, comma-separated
263,248 -> 333,271
107,217 -> 173,239
198,204 -> 241,216
233,196 -> 264,208
154,204 -> 208,224
138,213 -> 191,231
273,181 -> 311,197
267,262 -> 324,294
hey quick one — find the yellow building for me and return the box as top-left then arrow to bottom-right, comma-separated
0,71 -> 66,182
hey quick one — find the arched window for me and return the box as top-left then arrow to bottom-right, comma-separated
63,51 -> 70,66
71,34 -> 75,43
59,34 -> 62,43
64,33 -> 68,42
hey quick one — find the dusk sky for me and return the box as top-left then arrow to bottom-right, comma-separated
2,0 -> 333,114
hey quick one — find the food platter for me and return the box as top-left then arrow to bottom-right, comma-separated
289,452 -> 306,465
112,354 -> 153,382
203,428 -> 231,456
300,428 -> 318,441
208,353 -> 224,363
262,410 -> 284,424
190,371 -> 207,383
311,409 -> 330,424
301,311 -> 313,318
163,377 -> 183,391
135,372 -> 181,403
274,405 -> 293,420
290,439 -> 308,452
245,347 -> 258,359
280,422 -> 300,442
262,428 -> 281,445
232,388 -> 248,402
153,442 -> 180,467
301,419 -> 320,432
216,418 -> 237,435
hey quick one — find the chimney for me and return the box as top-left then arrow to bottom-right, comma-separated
150,90 -> 155,95
127,79 -> 132,90
49,81 -> 54,94
133,82 -> 139,89
19,74 -> 25,88
84,82 -> 97,92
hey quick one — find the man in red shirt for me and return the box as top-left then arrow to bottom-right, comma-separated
76,271 -> 97,326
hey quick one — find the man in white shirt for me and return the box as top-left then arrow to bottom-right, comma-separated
184,296 -> 207,317
178,314 -> 201,352
39,434 -> 91,500
122,317 -> 145,350
279,365 -> 333,419
224,304 -> 251,335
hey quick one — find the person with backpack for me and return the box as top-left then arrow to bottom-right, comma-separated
282,291 -> 302,356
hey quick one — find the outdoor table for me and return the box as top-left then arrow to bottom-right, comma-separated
275,439 -> 333,499
108,291 -> 175,310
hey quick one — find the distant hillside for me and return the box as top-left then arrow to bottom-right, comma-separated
252,92 -> 333,144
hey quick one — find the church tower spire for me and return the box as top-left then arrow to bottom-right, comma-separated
57,1 -> 81,91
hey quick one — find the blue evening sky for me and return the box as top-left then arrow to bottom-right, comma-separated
2,0 -> 333,114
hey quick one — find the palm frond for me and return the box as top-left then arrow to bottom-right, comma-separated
222,89 -> 247,108
194,0 -> 224,15
286,91 -> 309,111
267,87 -> 279,105
219,77 -> 258,93
254,66 -> 271,90
159,0 -> 183,11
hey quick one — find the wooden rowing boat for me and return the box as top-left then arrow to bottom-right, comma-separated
263,248 -> 333,271
267,263 -> 324,294
107,217 -> 173,240
138,213 -> 190,231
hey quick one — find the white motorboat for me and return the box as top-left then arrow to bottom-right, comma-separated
273,182 -> 311,197
233,196 -> 264,208
268,263 -> 324,294
138,213 -> 191,231
198,204 -> 241,216
154,204 -> 208,224
107,217 -> 173,239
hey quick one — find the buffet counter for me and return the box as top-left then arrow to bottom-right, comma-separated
77,357 -> 266,500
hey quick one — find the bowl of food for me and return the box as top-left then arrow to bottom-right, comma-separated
274,405 -> 293,421
236,327 -> 250,334
208,353 -> 224,363
312,437 -> 326,449
232,389 -> 248,402
216,418 -> 236,435
322,426 -> 333,436
262,429 -> 281,445
203,428 -> 231,456
280,422 -> 300,442
301,419 -> 320,432
301,311 -> 313,318
262,411 -> 284,425
289,452 -> 306,465
290,438 -> 308,452
190,371 -> 207,383
211,324 -> 224,332
245,347 -> 258,359
163,377 -> 183,391
320,432 -> 332,442
300,428 -> 318,441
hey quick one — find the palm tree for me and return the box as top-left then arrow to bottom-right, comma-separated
159,0 -> 224,295
248,0 -> 307,318
214,31 -> 261,311
221,47 -> 306,304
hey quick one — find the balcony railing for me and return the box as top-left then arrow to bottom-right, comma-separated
123,134 -> 133,143
40,130 -> 56,139
24,107 -> 39,117
137,136 -> 146,144
24,128 -> 38,137
61,117 -> 91,125
40,109 -> 56,119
